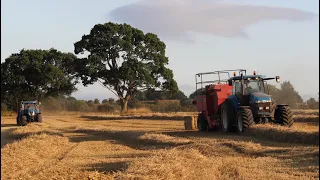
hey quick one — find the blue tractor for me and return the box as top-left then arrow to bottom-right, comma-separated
221,69 -> 294,133
16,100 -> 42,126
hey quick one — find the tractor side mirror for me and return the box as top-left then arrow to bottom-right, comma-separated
228,80 -> 232,86
275,76 -> 280,83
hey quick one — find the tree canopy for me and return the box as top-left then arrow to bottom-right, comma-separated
93,98 -> 100,104
73,22 -> 178,112
189,88 -> 204,99
1,48 -> 78,110
306,97 -> 318,109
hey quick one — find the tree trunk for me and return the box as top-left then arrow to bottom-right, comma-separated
120,99 -> 128,113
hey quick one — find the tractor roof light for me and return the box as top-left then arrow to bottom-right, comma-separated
253,71 -> 256,75
233,72 -> 236,76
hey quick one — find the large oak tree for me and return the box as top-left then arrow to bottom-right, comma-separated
1,48 -> 78,110
73,22 -> 178,112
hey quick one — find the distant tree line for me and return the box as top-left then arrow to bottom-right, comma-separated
127,89 -> 194,112
38,96 -> 120,113
5,90 -> 194,113
266,81 -> 318,109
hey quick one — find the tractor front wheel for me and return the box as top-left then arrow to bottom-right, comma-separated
236,108 -> 254,133
274,105 -> 293,127
37,114 -> 42,123
18,115 -> 28,126
197,113 -> 208,132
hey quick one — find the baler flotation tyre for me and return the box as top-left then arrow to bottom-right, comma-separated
197,113 -> 208,132
37,114 -> 43,123
221,101 -> 235,132
236,107 -> 254,133
274,105 -> 293,127
19,115 -> 28,126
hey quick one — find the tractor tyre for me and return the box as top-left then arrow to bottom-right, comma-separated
197,113 -> 208,132
274,106 -> 293,127
19,115 -> 28,126
221,101 -> 235,132
37,114 -> 43,123
235,107 -> 254,133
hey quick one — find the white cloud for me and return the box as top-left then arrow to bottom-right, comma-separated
110,0 -> 316,41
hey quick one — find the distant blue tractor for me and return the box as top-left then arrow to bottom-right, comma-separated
16,100 -> 42,126
221,69 -> 294,133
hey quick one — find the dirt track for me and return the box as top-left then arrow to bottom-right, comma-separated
1,123 -> 17,148
1,113 -> 319,179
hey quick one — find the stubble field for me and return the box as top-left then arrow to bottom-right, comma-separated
1,110 -> 319,180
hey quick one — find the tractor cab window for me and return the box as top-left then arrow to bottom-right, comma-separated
244,80 -> 264,95
24,104 -> 30,109
232,81 -> 242,95
24,103 -> 36,109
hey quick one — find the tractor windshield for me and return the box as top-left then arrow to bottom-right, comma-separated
244,80 -> 264,95
23,103 -> 36,109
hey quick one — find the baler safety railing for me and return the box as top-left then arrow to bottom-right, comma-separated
195,69 -> 246,96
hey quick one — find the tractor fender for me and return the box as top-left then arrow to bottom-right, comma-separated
238,106 -> 251,109
276,104 -> 289,107
227,95 -> 239,113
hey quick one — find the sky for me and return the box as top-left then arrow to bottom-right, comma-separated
1,0 -> 319,101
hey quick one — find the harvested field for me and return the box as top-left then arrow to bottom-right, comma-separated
1,110 -> 319,180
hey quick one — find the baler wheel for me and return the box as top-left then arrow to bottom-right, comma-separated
197,114 -> 208,132
235,108 -> 254,133
221,101 -> 235,132
274,106 -> 293,127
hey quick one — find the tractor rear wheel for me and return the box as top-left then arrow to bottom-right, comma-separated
197,113 -> 208,132
236,107 -> 254,133
221,101 -> 235,132
37,114 -> 43,123
274,105 -> 293,127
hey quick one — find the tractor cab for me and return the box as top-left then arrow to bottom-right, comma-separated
230,75 -> 266,94
20,101 -> 40,115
